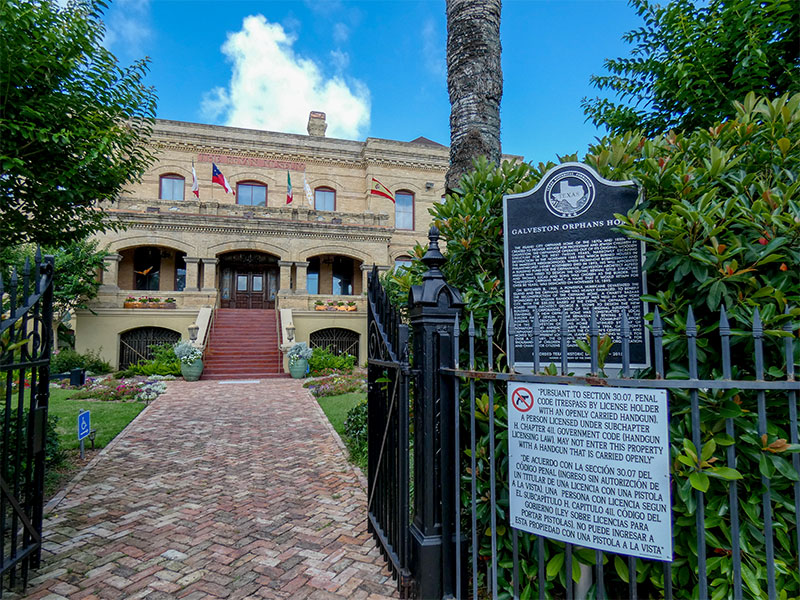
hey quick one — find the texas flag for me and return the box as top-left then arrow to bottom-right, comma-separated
211,163 -> 234,195
370,177 -> 394,202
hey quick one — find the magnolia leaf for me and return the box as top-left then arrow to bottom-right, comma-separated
689,471 -> 709,492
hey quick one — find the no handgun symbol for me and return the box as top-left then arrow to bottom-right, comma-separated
511,387 -> 534,413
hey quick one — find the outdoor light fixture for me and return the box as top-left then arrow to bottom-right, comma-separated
188,323 -> 199,342
286,325 -> 295,342
425,182 -> 434,190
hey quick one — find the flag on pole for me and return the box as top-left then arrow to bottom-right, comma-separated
211,163 -> 234,195
286,171 -> 293,204
191,160 -> 199,198
370,177 -> 394,203
304,173 -> 313,207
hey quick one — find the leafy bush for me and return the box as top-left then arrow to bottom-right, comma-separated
343,400 -> 368,467
308,346 -> 355,375
69,374 -> 172,402
287,342 -> 313,365
51,348 -> 112,375
4,408 -> 63,486
387,93 -> 800,597
121,343 -> 181,377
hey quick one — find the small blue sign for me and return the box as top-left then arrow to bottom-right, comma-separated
77,410 -> 91,441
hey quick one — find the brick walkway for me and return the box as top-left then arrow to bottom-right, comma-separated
17,380 -> 397,600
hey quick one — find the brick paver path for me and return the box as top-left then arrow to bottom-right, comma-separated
18,380 -> 397,600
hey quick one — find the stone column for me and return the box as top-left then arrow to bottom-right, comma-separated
278,261 -> 293,294
294,261 -> 309,294
200,258 -> 218,292
184,257 -> 200,291
101,254 -> 122,290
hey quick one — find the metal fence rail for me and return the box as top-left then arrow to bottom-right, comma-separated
366,265 -> 413,597
447,305 -> 798,600
0,251 -> 54,598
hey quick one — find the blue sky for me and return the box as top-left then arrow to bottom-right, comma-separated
103,0 -> 641,164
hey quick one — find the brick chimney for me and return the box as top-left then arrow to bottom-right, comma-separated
307,111 -> 327,137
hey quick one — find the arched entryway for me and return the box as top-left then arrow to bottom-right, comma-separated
119,327 -> 181,369
310,327 -> 360,358
219,251 -> 279,309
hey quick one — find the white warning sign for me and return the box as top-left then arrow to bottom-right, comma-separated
507,383 -> 672,561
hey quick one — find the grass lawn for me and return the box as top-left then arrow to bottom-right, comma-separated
316,392 -> 364,436
49,388 -> 147,450
45,388 -> 147,499
317,392 -> 366,471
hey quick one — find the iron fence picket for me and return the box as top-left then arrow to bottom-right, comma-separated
787,311 -> 800,578
0,253 -> 53,597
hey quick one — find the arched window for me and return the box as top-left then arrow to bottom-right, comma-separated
119,327 -> 181,370
237,180 -> 267,206
395,190 -> 414,230
159,174 -> 184,201
394,256 -> 413,271
310,328 -> 359,359
314,187 -> 335,211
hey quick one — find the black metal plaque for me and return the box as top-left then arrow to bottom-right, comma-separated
503,163 -> 649,371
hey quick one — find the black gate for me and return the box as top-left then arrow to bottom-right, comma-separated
119,326 -> 180,369
366,265 -> 413,596
367,227 -> 800,599
0,251 -> 54,596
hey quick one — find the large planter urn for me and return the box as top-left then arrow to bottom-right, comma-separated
289,359 -> 308,379
181,358 -> 203,381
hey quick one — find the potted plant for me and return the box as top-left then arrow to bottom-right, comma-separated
173,340 -> 203,381
124,296 -> 138,308
287,342 -> 313,379
326,300 -> 336,310
164,297 -> 177,308
337,301 -> 347,311
314,300 -> 326,311
346,301 -> 357,311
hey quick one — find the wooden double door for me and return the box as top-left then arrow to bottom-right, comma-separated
230,268 -> 278,309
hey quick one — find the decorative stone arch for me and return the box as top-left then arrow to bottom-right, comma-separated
305,176 -> 341,191
109,235 -> 197,256
300,244 -> 374,265
207,239 -> 286,260
233,171 -> 276,186
391,181 -> 423,196
309,326 -> 360,359
150,163 -> 192,178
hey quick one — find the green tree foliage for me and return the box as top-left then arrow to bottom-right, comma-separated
582,0 -> 800,137
0,0 -> 157,247
386,93 -> 800,597
0,239 -> 108,347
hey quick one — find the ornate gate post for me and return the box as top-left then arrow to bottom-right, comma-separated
408,226 -> 463,599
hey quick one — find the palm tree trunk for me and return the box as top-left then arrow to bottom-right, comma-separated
446,0 -> 503,191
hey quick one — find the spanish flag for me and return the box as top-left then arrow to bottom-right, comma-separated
370,177 -> 394,203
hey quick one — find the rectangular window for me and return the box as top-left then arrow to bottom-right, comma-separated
237,183 -> 267,206
395,192 -> 414,230
159,176 -> 184,201
315,188 -> 335,211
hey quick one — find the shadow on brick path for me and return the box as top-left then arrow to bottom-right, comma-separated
13,380 -> 398,599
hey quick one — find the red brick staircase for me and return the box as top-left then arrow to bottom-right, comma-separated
201,308 -> 287,380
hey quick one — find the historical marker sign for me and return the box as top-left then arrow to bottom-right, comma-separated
503,163 -> 649,371
508,383 -> 672,561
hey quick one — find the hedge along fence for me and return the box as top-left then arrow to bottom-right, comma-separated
383,93 -> 800,597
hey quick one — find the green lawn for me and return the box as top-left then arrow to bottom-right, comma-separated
316,392 -> 364,436
48,388 -> 146,450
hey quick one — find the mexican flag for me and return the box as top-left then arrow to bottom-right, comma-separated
286,171 -> 293,204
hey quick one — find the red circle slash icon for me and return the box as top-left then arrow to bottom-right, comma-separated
511,387 -> 534,412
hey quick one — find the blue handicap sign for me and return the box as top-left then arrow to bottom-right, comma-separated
77,410 -> 91,441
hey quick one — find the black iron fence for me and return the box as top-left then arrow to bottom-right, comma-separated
0,251 -> 54,597
367,228 -> 799,599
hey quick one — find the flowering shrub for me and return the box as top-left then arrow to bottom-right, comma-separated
287,342 -> 313,365
66,374 -> 174,402
308,346 -> 355,375
303,372 -> 366,397
173,341 -> 202,365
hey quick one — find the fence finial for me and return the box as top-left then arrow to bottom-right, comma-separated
408,226 -> 463,309
752,307 -> 763,338
719,305 -> 730,335
420,226 -> 446,280
686,306 -> 697,337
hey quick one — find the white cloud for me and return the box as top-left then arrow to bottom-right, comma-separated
103,0 -> 152,59
330,49 -> 350,72
203,15 -> 370,140
421,17 -> 445,78
332,22 -> 349,44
